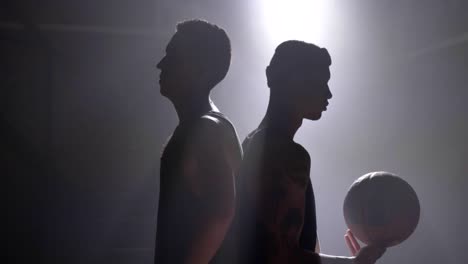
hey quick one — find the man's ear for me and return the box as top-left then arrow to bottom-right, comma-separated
198,64 -> 221,90
196,63 -> 212,85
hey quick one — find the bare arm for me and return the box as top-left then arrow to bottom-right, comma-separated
316,237 -> 321,253
264,145 -> 385,264
183,117 -> 241,264
288,236 -> 384,264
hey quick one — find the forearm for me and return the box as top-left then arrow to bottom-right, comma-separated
315,236 -> 321,253
294,248 -> 353,264
318,253 -> 354,264
314,240 -> 353,264
184,211 -> 233,264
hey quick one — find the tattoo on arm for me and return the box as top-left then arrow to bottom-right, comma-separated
280,208 -> 303,246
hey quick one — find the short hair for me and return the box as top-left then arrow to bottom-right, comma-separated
267,40 -> 331,89
175,19 -> 231,89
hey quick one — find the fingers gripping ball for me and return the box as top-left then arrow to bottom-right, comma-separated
343,172 -> 420,247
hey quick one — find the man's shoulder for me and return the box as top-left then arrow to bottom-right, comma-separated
191,112 -> 242,158
165,113 -> 233,151
290,141 -> 311,161
195,111 -> 236,136
286,142 -> 311,173
243,129 -> 309,155
241,129 -> 309,167
241,128 -> 268,153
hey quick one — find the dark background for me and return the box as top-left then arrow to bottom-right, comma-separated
2,0 -> 467,263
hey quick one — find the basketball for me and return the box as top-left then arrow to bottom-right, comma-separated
343,171 -> 420,247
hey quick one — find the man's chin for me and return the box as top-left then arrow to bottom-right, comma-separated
159,86 -> 168,97
305,112 -> 322,121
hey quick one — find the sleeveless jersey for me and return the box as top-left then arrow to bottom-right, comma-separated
155,111 -> 241,264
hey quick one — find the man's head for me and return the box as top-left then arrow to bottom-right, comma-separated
157,19 -> 231,100
266,40 -> 332,120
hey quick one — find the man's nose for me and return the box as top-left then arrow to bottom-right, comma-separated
326,86 -> 332,99
156,56 -> 165,69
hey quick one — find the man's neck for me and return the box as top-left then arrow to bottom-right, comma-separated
259,100 -> 303,140
172,94 -> 217,124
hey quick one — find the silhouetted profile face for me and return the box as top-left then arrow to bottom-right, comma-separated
156,20 -> 231,101
157,33 -> 192,98
266,40 -> 332,120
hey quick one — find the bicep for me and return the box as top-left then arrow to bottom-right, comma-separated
188,125 -> 237,218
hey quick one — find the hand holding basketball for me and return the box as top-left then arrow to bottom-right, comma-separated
345,229 -> 386,264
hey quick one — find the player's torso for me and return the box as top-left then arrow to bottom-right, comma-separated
155,111 -> 240,263
155,123 -> 201,262
235,129 -> 310,263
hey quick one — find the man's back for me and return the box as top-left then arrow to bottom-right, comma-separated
155,111 -> 242,263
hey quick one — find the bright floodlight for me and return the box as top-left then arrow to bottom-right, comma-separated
259,0 -> 330,48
